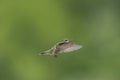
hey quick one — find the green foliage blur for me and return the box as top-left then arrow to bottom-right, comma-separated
0,0 -> 120,80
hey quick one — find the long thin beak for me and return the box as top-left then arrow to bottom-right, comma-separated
38,52 -> 44,55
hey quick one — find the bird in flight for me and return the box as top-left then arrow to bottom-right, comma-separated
39,39 -> 82,57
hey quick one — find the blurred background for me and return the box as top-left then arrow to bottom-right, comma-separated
0,0 -> 120,80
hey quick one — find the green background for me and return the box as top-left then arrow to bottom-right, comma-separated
0,0 -> 120,80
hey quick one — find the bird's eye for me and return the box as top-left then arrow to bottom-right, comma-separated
64,39 -> 69,42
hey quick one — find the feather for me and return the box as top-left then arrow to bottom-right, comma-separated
62,45 -> 82,53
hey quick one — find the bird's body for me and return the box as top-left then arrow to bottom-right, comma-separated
39,39 -> 82,57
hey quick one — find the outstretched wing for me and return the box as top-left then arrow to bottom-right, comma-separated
62,44 -> 82,53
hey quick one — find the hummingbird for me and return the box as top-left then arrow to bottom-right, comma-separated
39,39 -> 82,57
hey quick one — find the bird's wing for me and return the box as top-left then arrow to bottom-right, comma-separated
61,44 -> 82,53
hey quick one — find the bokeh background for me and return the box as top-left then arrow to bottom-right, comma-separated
0,0 -> 120,80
